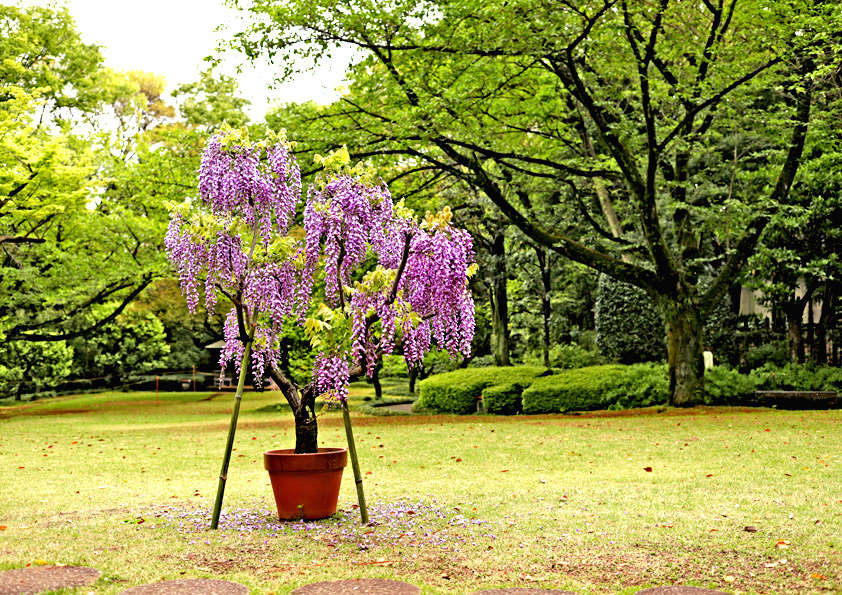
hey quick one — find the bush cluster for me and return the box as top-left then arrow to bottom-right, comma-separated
594,275 -> 666,364
749,363 -> 842,392
521,365 -> 627,413
416,366 -> 548,414
703,366 -> 757,404
417,362 -> 841,416
521,364 -> 670,413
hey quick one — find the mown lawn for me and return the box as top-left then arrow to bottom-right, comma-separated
1,386 -> 840,594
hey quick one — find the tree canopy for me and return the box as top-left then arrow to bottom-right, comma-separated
229,0 -> 842,404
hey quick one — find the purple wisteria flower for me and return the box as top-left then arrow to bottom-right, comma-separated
165,129 -> 476,460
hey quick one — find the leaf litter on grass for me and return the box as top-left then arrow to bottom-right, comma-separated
149,497 -> 494,553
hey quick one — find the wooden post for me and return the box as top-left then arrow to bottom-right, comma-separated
211,329 -> 254,530
156,376 -> 159,405
342,401 -> 369,524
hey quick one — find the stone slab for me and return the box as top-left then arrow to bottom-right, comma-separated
292,579 -> 421,595
380,404 -> 414,413
635,587 -> 730,595
118,579 -> 249,595
470,590 -> 581,595
0,565 -> 100,595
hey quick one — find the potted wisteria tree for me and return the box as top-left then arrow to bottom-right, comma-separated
165,126 -> 475,528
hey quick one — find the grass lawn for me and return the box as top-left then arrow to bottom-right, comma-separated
1,384 -> 840,594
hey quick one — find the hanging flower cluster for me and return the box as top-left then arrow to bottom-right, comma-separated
165,127 -> 475,400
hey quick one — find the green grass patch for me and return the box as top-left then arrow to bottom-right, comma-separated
1,391 -> 840,594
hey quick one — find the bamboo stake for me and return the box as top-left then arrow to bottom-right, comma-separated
342,401 -> 369,524
211,332 -> 254,530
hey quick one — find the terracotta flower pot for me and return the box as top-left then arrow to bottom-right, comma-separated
263,447 -> 348,520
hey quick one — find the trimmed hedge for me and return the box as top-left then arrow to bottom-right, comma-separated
594,274 -> 666,364
522,365 -> 628,413
483,382 -> 529,414
522,363 -> 671,413
417,366 -> 548,414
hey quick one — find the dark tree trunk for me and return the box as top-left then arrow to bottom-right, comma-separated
814,283 -> 837,365
662,297 -> 704,407
535,246 -> 552,368
293,402 -> 319,453
489,231 -> 511,366
787,312 -> 804,364
807,297 -> 815,361
408,366 -> 418,394
270,365 -> 320,453
783,289 -> 812,364
372,361 -> 382,401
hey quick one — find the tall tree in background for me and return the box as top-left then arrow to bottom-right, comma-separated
0,6 -> 163,350
229,0 -> 841,405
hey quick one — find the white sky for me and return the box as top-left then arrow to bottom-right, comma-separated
18,0 -> 355,121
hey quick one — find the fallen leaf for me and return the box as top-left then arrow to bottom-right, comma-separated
34,560 -> 48,566
811,573 -> 825,579
775,540 -> 790,549
644,466 -> 653,472
518,572 -> 534,581
455,458 -> 462,462
724,575 -> 735,583
706,474 -> 714,477
0,526 -> 6,531
764,562 -> 779,568
744,526 -> 758,532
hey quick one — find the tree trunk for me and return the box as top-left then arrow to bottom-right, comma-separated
292,386 -> 319,454
814,282 -> 837,365
270,364 -> 319,453
408,365 -> 418,394
535,246 -> 552,368
663,298 -> 704,407
807,297 -> 815,361
787,313 -> 804,364
489,231 -> 511,366
372,361 -> 382,401
783,290 -> 811,364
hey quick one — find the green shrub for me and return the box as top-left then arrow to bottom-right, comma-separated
418,366 -> 548,414
522,365 -> 627,413
702,297 -> 740,367
750,363 -> 842,392
548,343 -> 605,369
603,363 -> 669,409
594,274 -> 666,364
743,340 -> 790,371
704,366 -> 757,404
380,354 -> 409,378
483,382 -> 527,414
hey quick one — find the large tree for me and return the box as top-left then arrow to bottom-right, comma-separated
229,0 -> 841,405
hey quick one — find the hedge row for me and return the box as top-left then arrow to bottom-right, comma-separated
416,366 -> 548,414
417,363 -> 842,415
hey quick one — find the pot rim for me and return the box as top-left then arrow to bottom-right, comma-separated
263,447 -> 348,457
